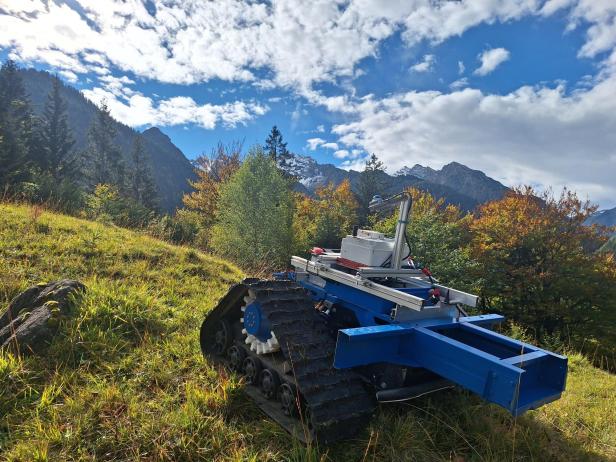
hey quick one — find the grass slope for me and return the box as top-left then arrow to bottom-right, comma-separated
1,203 -> 615,461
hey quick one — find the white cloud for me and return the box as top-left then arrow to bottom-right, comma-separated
410,54 -> 435,73
2,1 -> 608,99
331,74 -> 616,207
339,157 -> 370,172
400,1 -> 541,46
474,47 -> 510,76
98,75 -> 136,98
0,0 -> 562,92
81,87 -> 268,130
305,137 -> 339,151
290,102 -> 303,129
0,0 -> 395,90
449,77 -> 469,90
59,70 -> 78,83
572,1 -> 616,59
316,124 -> 325,133
334,148 -> 363,159
306,138 -> 325,150
3,0 -> 616,206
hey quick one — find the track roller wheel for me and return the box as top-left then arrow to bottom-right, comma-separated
279,383 -> 300,417
243,356 -> 262,384
227,345 -> 246,372
213,320 -> 232,355
260,368 -> 280,399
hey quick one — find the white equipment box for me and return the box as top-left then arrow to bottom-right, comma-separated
340,229 -> 408,267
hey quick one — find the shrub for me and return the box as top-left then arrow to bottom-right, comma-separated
86,184 -> 153,228
211,145 -> 293,269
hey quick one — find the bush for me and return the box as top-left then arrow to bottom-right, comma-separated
13,175 -> 85,215
148,213 -> 200,245
86,184 -> 153,228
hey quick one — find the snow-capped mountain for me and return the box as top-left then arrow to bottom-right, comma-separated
280,154 -> 509,210
394,162 -> 508,205
394,164 -> 435,179
280,154 -> 328,189
586,207 -> 616,229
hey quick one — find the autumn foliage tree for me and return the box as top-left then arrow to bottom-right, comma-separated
293,179 -> 359,252
182,141 -> 242,229
470,187 -> 616,338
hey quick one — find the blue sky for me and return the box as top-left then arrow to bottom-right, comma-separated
1,1 -> 615,207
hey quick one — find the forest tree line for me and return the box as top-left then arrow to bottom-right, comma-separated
0,60 -> 158,224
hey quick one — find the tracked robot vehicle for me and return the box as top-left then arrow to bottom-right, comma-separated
200,192 -> 568,444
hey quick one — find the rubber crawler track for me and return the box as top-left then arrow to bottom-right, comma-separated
200,279 -> 375,444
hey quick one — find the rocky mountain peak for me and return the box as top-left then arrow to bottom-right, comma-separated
279,153 -> 508,210
142,126 -> 169,142
395,164 -> 436,179
586,207 -> 616,228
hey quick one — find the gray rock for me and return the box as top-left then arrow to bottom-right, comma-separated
0,279 -> 86,353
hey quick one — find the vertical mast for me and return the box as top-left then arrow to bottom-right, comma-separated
391,192 -> 412,269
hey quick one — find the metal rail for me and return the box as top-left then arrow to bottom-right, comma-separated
291,256 -> 479,311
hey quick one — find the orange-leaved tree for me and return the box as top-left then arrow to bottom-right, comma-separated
471,186 -> 616,338
181,141 -> 242,238
293,179 -> 359,253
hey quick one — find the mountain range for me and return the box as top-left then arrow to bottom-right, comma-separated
586,207 -> 616,230
19,67 -> 530,213
282,154 -> 509,210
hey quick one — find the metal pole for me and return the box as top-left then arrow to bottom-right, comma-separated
391,193 -> 412,270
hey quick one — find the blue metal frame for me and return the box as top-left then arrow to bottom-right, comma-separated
333,318 -> 567,415
301,278 -> 408,325
286,274 -> 567,416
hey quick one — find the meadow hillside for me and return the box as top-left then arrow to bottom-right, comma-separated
0,203 -> 615,461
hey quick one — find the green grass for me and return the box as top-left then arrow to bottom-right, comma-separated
1,203 -> 615,461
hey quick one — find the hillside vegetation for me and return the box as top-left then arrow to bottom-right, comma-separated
1,203 -> 615,461
20,68 -> 195,212
602,236 -> 616,254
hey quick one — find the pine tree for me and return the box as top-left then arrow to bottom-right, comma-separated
40,77 -> 77,181
264,125 -> 292,167
129,134 -> 158,211
357,153 -> 386,221
0,60 -> 34,188
86,101 -> 124,188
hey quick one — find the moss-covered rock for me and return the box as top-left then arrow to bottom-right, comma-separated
0,279 -> 85,353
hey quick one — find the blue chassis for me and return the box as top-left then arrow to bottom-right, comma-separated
275,272 -> 568,416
